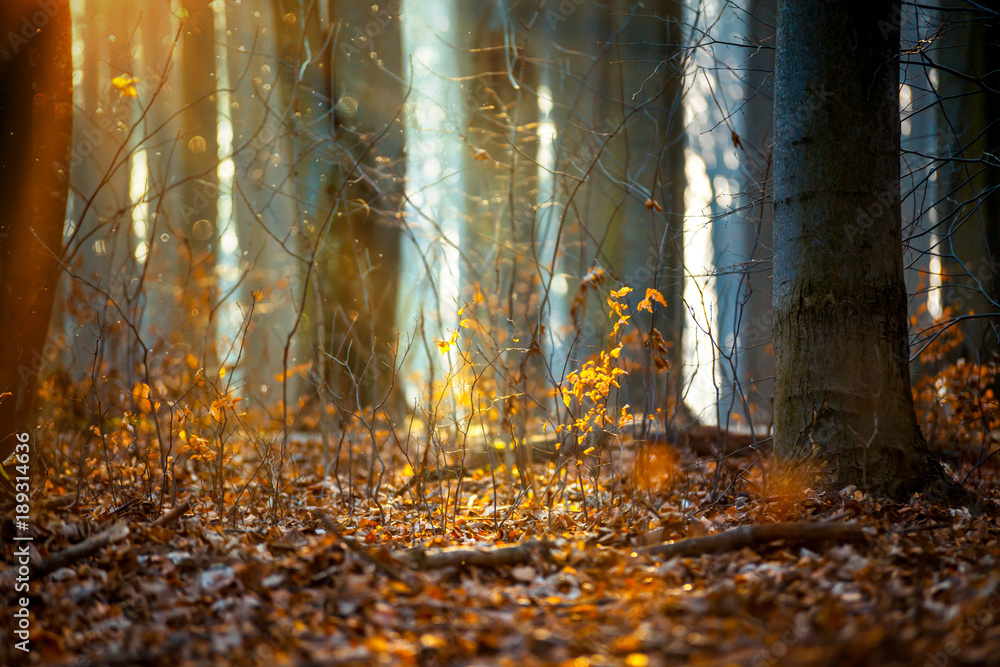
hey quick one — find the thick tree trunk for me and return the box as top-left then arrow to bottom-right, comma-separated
772,0 -> 964,500
458,2 -> 540,448
0,1 -> 73,461
548,2 -> 620,354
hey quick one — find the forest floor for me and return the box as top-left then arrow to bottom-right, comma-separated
3,435 -> 1000,666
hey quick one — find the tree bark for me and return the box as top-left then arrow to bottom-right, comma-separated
0,0 -> 73,462
772,0 -> 965,500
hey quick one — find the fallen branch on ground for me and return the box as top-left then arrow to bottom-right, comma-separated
34,520 -> 131,576
0,520 -> 130,584
401,539 -> 552,571
638,521 -> 873,559
152,501 -> 190,528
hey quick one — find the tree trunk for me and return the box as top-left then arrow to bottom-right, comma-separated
270,0 -> 336,411
772,0 -> 964,500
458,1 -> 541,448
0,0 -> 73,461
937,11 -> 1000,363
176,0 -> 219,361
394,0 -> 469,407
328,0 -> 404,405
734,0 -> 775,429
606,0 -> 686,424
224,3 -> 300,405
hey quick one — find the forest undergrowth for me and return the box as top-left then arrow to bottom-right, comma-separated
2,296 -> 999,666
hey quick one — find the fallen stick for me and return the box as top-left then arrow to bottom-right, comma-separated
40,493 -> 79,510
152,501 -> 190,528
0,520 -> 131,584
316,512 -> 415,587
34,520 -> 131,576
402,539 -> 552,571
638,521 -> 872,559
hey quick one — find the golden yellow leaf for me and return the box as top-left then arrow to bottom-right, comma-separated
111,74 -> 138,98
434,329 -> 460,356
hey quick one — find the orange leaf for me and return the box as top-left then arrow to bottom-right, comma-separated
131,382 -> 152,414
273,360 -> 313,382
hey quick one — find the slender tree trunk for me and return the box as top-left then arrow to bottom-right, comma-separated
937,11 -> 1000,362
898,3 -> 936,329
395,0 -> 469,407
772,0 -> 964,500
735,0 -> 775,429
224,3 -> 297,401
271,0 -> 334,409
0,0 -> 73,461
177,0 -> 219,360
606,0 -> 687,421
607,0 -> 686,424
330,0 -> 403,403
137,0 -> 182,352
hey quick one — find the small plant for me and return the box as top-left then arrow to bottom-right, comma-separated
558,285 -> 668,447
